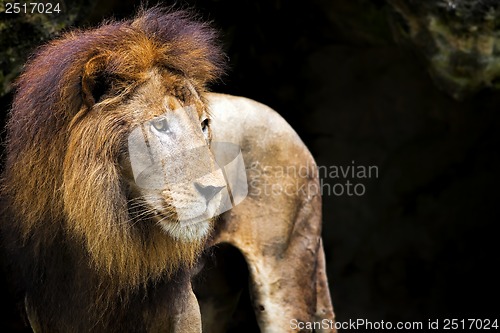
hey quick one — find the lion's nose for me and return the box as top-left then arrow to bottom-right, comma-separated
194,182 -> 225,202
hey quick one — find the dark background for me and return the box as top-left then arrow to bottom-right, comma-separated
1,0 -> 499,330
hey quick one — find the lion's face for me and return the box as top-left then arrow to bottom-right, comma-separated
118,70 -> 227,242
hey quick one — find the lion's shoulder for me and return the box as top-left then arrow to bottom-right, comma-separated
207,93 -> 309,159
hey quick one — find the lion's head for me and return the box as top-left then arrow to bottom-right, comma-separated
2,8 -> 226,290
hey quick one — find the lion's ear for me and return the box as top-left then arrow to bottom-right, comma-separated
82,55 -> 108,107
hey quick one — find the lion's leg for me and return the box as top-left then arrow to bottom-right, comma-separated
214,194 -> 335,333
144,282 -> 202,333
314,239 -> 336,333
171,285 -> 202,333
240,237 -> 335,333
250,202 -> 318,333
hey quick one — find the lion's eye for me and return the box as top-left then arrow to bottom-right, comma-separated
201,118 -> 209,136
151,118 -> 170,133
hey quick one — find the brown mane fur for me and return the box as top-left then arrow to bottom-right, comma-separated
1,7 -> 224,331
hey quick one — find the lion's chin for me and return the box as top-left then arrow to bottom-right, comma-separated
159,219 -> 212,242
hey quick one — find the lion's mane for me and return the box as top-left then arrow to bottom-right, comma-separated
1,7 -> 224,330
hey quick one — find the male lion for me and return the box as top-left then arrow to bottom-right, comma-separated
0,8 -> 335,333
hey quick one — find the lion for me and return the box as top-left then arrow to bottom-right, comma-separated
0,7 -> 335,333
